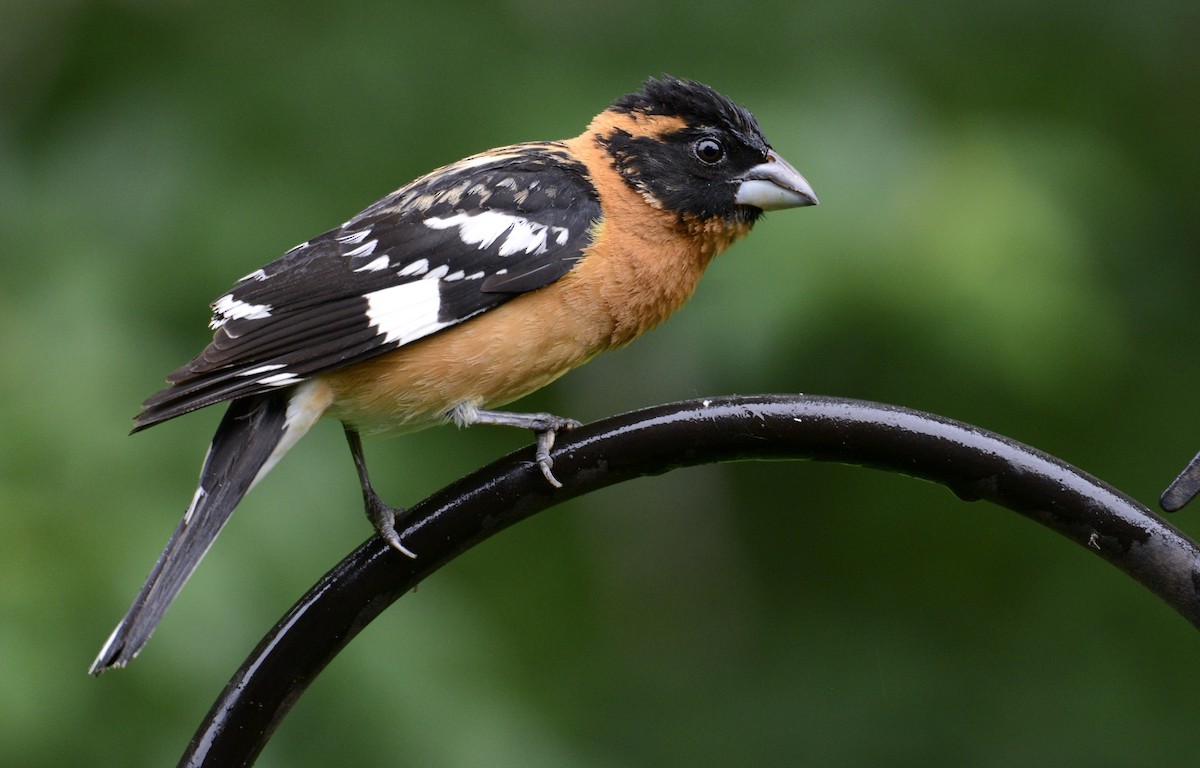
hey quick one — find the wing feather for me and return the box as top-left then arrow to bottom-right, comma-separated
136,143 -> 601,430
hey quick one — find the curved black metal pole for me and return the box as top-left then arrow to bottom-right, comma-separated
179,394 -> 1200,767
1162,450 -> 1200,511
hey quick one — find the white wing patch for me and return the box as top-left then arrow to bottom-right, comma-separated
239,364 -> 286,377
423,211 -> 569,257
353,255 -> 391,273
336,229 -> 372,245
256,372 -> 302,387
397,258 -> 429,277
210,294 -> 273,329
344,239 -> 378,258
364,280 -> 451,345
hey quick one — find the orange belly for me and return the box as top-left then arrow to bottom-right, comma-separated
319,267 -> 613,435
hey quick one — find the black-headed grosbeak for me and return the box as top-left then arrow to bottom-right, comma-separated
90,76 -> 817,674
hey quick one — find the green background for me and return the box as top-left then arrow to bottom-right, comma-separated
3,1 -> 1198,765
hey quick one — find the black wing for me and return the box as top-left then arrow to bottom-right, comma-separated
136,142 -> 601,430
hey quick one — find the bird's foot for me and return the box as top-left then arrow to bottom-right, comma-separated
448,405 -> 581,488
363,488 -> 417,558
529,416 -> 581,488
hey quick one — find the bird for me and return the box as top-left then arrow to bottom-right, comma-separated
89,76 -> 818,674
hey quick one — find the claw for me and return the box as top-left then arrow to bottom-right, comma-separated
535,429 -> 564,488
534,417 -> 581,488
365,492 -> 418,558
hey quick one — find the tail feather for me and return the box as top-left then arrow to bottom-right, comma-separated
90,391 -> 293,675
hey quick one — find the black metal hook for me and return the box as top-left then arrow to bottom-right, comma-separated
178,394 -> 1200,767
1161,450 -> 1200,512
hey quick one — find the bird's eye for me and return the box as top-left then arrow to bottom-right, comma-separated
693,138 -> 725,165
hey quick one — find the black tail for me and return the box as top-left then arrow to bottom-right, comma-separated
89,391 -> 290,674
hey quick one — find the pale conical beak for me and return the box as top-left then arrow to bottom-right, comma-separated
734,152 -> 819,211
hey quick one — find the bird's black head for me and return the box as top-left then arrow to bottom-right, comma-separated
596,76 -> 816,226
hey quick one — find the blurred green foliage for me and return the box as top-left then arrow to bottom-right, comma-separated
2,0 -> 1198,765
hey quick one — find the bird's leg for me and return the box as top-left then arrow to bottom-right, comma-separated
343,425 -> 417,558
448,404 -> 581,488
